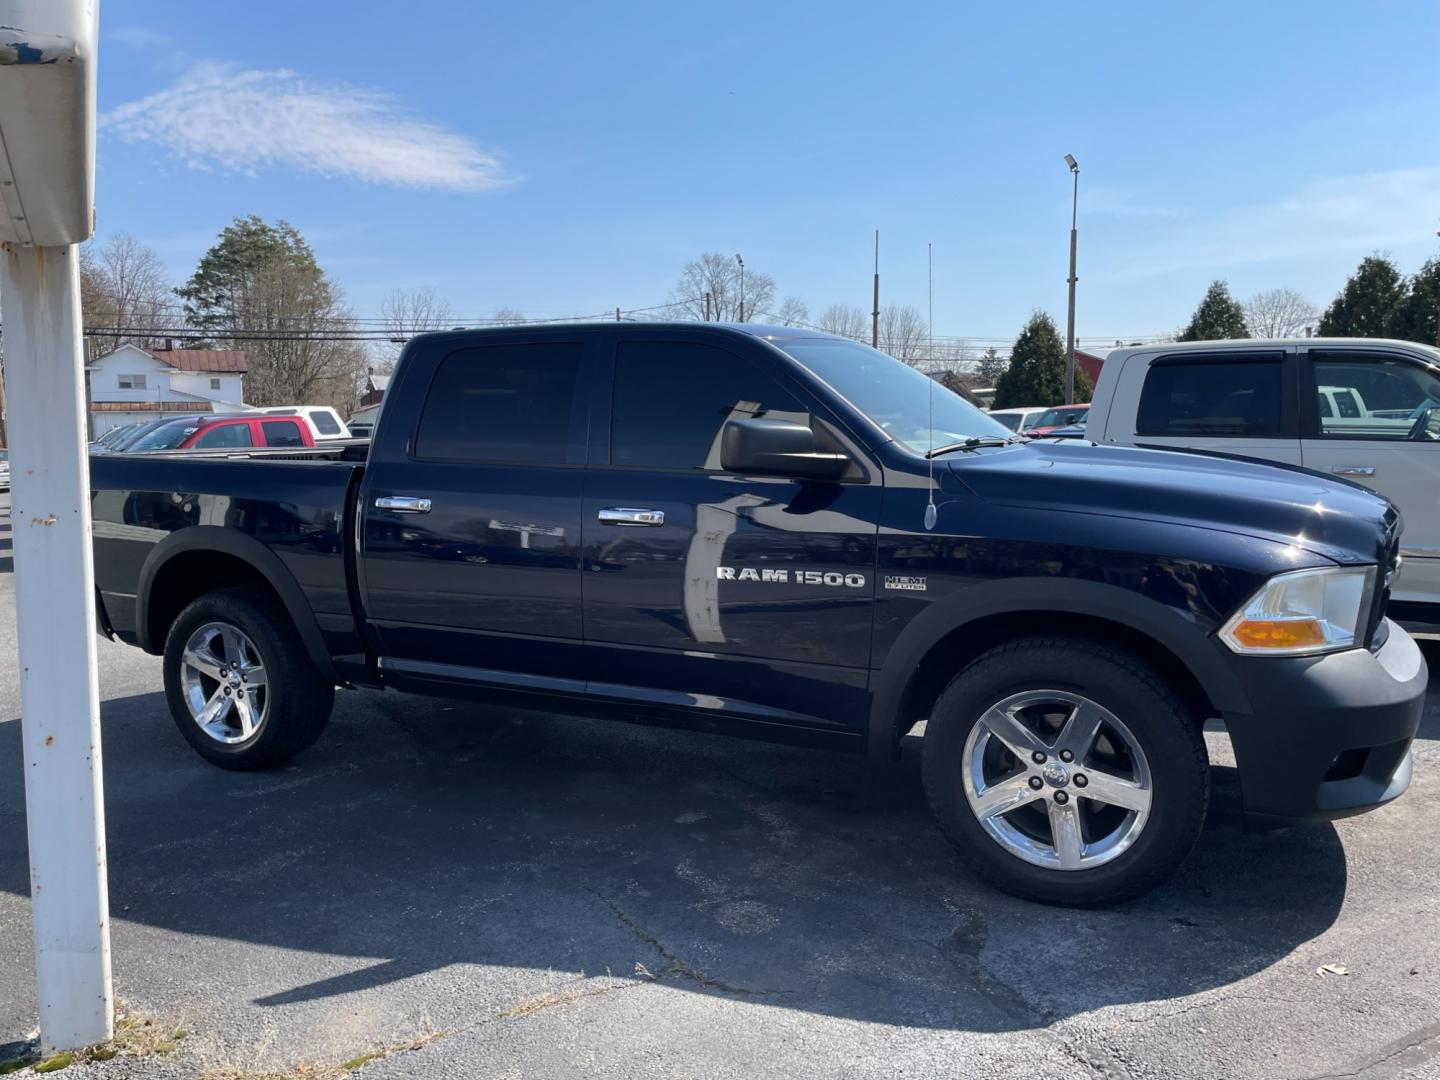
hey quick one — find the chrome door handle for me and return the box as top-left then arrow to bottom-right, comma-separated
374,496 -> 432,513
1330,466 -> 1375,477
598,507 -> 665,527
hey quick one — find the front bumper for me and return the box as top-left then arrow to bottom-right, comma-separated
1222,619 -> 1426,829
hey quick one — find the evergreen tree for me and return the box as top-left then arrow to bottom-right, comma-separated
1390,257 -> 1440,347
1317,254 -> 1409,338
178,215 -> 322,335
992,311 -> 1090,408
1177,280 -> 1249,341
177,216 -> 364,407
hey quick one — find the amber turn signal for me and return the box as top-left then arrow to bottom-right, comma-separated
1227,618 -> 1327,650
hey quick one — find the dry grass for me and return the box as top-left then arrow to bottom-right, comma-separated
197,1032 -> 444,1080
0,1002 -> 190,1074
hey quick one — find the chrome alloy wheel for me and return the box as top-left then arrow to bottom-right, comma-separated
179,621 -> 270,745
961,689 -> 1152,870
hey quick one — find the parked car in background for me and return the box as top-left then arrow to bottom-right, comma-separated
1087,337 -> 1440,637
258,406 -> 352,441
0,448 -> 8,492
1028,405 -> 1090,436
92,416 -> 203,454
987,406 -> 1047,433
88,323 -> 1425,908
1040,423 -> 1089,439
347,420 -> 375,439
90,423 -> 139,453
125,413 -> 316,453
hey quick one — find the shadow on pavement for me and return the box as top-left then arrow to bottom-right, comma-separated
0,683 -> 1349,1033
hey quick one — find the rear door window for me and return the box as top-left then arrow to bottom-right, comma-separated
1137,356 -> 1286,437
262,420 -> 306,448
415,342 -> 583,463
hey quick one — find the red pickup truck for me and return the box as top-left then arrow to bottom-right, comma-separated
125,414 -> 316,452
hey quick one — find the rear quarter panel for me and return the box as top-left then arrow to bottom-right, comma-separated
89,455 -> 362,656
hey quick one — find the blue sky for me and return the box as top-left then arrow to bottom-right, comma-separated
95,0 -> 1440,345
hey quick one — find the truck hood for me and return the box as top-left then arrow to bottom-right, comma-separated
947,441 -> 1397,565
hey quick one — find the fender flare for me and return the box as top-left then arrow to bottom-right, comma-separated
136,526 -> 339,683
865,576 -> 1253,759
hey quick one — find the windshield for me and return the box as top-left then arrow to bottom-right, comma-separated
129,420 -> 202,451
990,412 -> 1023,432
1035,406 -> 1088,427
776,337 -> 1010,452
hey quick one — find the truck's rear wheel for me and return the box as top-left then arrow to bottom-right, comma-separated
922,637 -> 1209,907
163,586 -> 335,770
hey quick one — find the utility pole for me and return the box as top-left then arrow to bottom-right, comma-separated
871,230 -> 880,349
704,292 -> 712,322
735,254 -> 745,322
615,307 -> 621,322
1064,154 -> 1080,405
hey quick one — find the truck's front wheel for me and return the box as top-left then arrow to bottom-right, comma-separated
923,637 -> 1209,907
163,586 -> 335,770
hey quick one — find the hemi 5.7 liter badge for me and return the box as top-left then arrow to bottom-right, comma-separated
883,575 -> 927,592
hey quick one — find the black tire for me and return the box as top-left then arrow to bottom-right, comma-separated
163,586 -> 335,770
922,636 -> 1208,907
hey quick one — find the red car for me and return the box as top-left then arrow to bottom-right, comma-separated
124,414 -> 316,452
1026,405 -> 1089,436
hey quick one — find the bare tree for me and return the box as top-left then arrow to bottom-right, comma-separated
80,232 -> 172,352
669,252 -> 775,322
490,306 -> 528,325
241,261 -> 366,407
976,346 -> 1009,385
1243,288 -> 1319,338
377,286 -> 455,365
774,296 -> 809,327
816,303 -> 870,341
877,304 -> 930,363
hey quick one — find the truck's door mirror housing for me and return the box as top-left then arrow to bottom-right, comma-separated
720,417 -> 849,479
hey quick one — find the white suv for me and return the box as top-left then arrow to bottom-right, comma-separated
1087,338 -> 1440,637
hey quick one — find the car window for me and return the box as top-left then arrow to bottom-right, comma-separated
1137,358 -> 1283,437
194,423 -> 253,449
311,411 -> 342,435
1312,354 -> 1440,441
611,341 -> 808,470
129,420 -> 202,451
415,342 -> 581,463
991,412 -> 1022,432
262,420 -> 305,448
779,336 -> 1009,450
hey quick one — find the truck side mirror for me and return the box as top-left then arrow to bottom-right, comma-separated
720,417 -> 849,480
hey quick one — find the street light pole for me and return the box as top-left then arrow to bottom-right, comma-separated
735,253 -> 745,322
1064,154 -> 1080,405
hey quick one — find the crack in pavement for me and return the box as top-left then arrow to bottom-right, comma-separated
1306,1017 -> 1440,1080
590,889 -> 790,998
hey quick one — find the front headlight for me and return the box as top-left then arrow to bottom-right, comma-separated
1219,566 -> 1376,656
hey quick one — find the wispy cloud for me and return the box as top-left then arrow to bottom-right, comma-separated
1084,187 -> 1187,220
101,62 -> 512,193
1103,166 -> 1440,280
106,25 -> 178,50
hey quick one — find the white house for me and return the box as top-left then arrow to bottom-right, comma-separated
86,342 -> 247,434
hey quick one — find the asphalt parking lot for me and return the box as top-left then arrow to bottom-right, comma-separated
1,490 -> 1438,1080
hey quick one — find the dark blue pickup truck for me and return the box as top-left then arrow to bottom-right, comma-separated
90,324 -> 1427,906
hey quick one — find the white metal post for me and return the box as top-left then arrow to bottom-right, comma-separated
1,240 -> 114,1052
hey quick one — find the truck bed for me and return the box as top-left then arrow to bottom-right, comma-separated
89,453 -> 366,666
